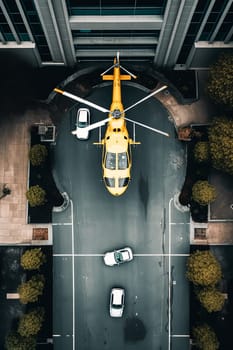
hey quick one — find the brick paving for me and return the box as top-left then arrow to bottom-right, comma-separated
0,108 -> 52,244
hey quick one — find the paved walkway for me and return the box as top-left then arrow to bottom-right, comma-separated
0,108 -> 52,244
0,70 -> 231,244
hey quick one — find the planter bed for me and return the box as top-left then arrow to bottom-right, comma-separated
0,246 -> 53,349
28,126 -> 63,224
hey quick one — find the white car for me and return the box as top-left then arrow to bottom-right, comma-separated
74,108 -> 90,140
104,247 -> 133,266
110,288 -> 125,317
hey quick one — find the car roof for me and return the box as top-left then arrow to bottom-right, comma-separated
78,109 -> 89,122
112,288 -> 124,304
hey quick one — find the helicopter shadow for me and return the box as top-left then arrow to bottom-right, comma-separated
138,173 -> 149,218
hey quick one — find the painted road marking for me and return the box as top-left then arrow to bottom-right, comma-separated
52,222 -> 72,225
172,334 -> 190,337
70,199 -> 75,350
53,195 -> 190,350
53,253 -> 189,257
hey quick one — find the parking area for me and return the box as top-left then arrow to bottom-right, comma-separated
52,198 -> 190,350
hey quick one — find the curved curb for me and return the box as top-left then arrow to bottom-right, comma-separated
173,192 -> 190,213
53,192 -> 70,212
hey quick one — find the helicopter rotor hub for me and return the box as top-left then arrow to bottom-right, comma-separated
112,109 -> 121,119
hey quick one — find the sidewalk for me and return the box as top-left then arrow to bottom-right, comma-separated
0,108 -> 52,244
0,70 -> 228,244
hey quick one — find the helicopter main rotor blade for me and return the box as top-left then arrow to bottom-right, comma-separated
72,117 -> 112,134
123,85 -> 168,114
54,88 -> 110,114
125,117 -> 170,137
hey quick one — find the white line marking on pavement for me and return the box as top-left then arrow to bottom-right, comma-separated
70,200 -> 75,350
52,223 -> 72,226
134,254 -> 190,257
53,254 -> 103,257
170,222 -> 190,225
172,335 -> 190,337
53,334 -> 61,337
168,197 -> 172,350
53,253 -> 190,257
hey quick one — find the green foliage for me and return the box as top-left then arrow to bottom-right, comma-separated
208,116 -> 233,175
29,144 -> 48,166
5,332 -> 36,350
194,142 -> 210,163
207,53 -> 233,108
186,250 -> 222,286
196,287 -> 225,312
18,308 -> 45,337
192,180 -> 217,206
26,185 -> 46,207
192,324 -> 219,350
20,248 -> 46,270
17,274 -> 45,304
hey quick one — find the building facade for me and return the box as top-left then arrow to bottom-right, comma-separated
0,0 -> 232,69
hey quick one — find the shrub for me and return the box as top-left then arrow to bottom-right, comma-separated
207,53 -> 233,108
18,308 -> 45,337
186,250 -> 222,286
192,324 -> 219,350
26,185 -> 46,207
194,142 -> 210,163
5,332 -> 36,350
208,116 -> 233,175
18,274 -> 45,304
20,248 -> 46,270
196,287 -> 225,312
192,180 -> 217,206
29,144 -> 48,166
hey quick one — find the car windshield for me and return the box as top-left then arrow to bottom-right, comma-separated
105,152 -> 116,170
114,252 -> 123,263
78,121 -> 87,128
104,177 -> 115,187
118,152 -> 128,170
119,177 -> 129,187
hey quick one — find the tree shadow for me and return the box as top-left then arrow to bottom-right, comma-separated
138,174 -> 149,217
124,316 -> 147,342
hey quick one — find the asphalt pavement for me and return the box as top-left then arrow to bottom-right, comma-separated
52,83 -> 190,350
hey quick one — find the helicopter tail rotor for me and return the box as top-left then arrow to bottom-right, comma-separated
100,52 -> 137,80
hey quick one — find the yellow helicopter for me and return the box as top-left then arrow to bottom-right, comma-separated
54,52 -> 169,196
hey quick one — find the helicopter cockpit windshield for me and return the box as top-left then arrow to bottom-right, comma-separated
118,152 -> 128,170
105,152 -> 128,170
105,152 -> 116,170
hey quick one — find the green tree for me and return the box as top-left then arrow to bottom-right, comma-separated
26,185 -> 46,207
192,180 -> 217,206
192,324 -> 219,350
17,274 -> 45,304
5,332 -> 36,350
29,144 -> 48,166
20,248 -> 46,270
208,116 -> 233,175
194,141 -> 210,163
18,308 -> 45,337
196,287 -> 225,312
186,250 -> 222,286
207,53 -> 233,108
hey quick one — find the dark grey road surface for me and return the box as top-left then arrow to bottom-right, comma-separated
52,83 -> 190,350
